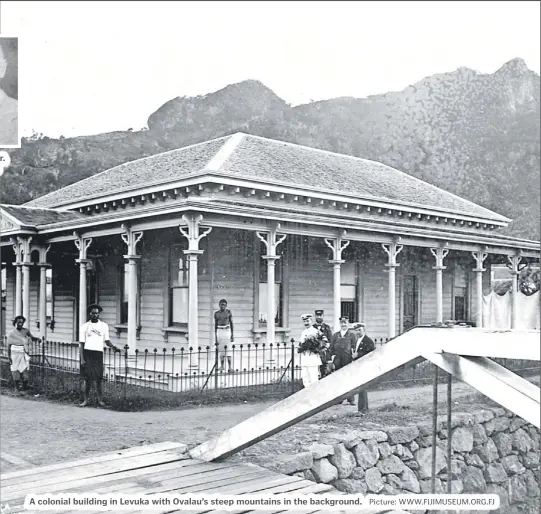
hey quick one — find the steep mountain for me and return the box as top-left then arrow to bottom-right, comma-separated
2,61 -> 539,239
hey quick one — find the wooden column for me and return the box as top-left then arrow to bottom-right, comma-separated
382,241 -> 403,339
325,231 -> 350,332
430,246 -> 449,324
74,232 -> 92,327
179,214 -> 212,355
507,253 -> 524,329
256,224 -> 286,345
38,245 -> 51,340
11,237 -> 23,317
121,225 -> 144,352
472,250 -> 488,328
19,236 -> 33,323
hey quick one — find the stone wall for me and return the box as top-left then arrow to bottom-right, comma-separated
271,408 -> 539,514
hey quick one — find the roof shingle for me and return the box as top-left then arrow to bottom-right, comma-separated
1,205 -> 86,227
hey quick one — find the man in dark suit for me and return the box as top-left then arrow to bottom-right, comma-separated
352,322 -> 376,413
328,316 -> 358,404
313,309 -> 332,377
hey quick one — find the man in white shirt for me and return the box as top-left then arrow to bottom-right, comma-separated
298,314 -> 322,387
79,304 -> 119,407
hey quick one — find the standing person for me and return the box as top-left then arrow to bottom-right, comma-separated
79,304 -> 119,407
298,314 -> 322,387
7,315 -> 39,392
214,299 -> 234,372
327,316 -> 358,404
313,309 -> 332,378
352,322 -> 376,413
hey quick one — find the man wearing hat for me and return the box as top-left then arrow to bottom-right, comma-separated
328,316 -> 358,404
352,322 -> 376,412
313,309 -> 332,377
79,304 -> 120,407
7,315 -> 40,392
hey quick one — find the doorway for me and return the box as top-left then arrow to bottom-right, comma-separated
402,275 -> 419,332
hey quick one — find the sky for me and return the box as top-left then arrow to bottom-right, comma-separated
1,0 -> 540,138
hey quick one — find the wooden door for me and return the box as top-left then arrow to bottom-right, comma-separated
402,275 -> 418,332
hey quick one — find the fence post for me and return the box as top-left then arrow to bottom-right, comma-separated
290,341 -> 295,394
123,344 -> 129,404
214,343 -> 219,390
41,336 -> 46,390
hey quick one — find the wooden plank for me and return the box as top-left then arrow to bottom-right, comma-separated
0,441 -> 186,482
424,352 -> 541,428
2,450 -> 191,502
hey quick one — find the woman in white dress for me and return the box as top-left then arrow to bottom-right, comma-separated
298,314 -> 322,387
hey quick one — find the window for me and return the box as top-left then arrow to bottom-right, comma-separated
341,260 -> 357,322
46,269 -> 53,322
168,244 -> 189,326
453,264 -> 469,321
258,242 -> 284,327
118,260 -> 138,325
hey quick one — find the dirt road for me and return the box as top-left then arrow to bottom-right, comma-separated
0,380 -> 490,474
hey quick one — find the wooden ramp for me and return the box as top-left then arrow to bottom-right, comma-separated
1,442 -> 397,514
191,327 -> 541,461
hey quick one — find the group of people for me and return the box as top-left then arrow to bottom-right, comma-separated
297,309 -> 375,411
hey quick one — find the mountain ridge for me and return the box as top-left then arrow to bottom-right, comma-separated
3,58 -> 539,240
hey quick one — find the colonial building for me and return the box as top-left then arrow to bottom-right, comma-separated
1,133 -> 539,358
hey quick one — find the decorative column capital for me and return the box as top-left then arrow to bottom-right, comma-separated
16,236 -> 33,263
179,213 -> 212,251
120,224 -> 143,256
324,229 -> 350,261
382,242 -> 403,268
256,222 -> 286,257
74,231 -> 93,260
472,250 -> 488,272
506,252 -> 525,275
430,246 -> 449,270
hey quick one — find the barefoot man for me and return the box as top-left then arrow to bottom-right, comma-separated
79,304 -> 119,407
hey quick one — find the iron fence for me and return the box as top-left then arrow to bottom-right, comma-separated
0,336 -> 538,408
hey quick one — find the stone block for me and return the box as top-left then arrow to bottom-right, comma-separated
378,442 -> 393,458
420,478 -> 444,494
508,475 -> 528,503
475,437 -> 499,463
523,451 -> 540,470
350,466 -> 365,479
308,443 -> 334,459
353,440 -> 379,469
492,432 -> 513,458
303,469 -> 316,482
365,467 -> 385,493
509,417 -> 526,432
417,420 -> 442,436
401,465 -> 421,493
486,484 -> 509,512
393,443 -> 414,460
501,455 -> 526,475
465,453 -> 485,467
387,426 -> 420,445
377,455 -> 406,475
463,465 -> 487,493
329,443 -> 356,479
523,469 -> 541,497
491,416 -> 511,433
472,423 -> 488,445
405,460 -> 420,470
451,426 -> 474,452
331,478 -> 367,494
311,457 -> 338,483
474,410 -> 495,424
484,463 -> 508,484
445,412 -> 475,428
415,446 -> 447,479
274,451 -> 313,474
512,428 -> 534,453
450,458 -> 468,477
409,440 -> 420,452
